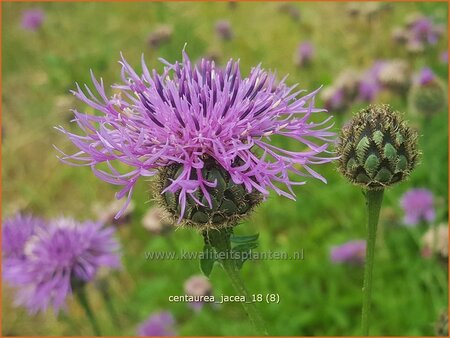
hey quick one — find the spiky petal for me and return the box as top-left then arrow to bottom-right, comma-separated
56,51 -> 335,219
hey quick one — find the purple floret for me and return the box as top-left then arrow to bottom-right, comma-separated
400,188 -> 435,226
330,240 -> 366,264
3,218 -> 121,314
215,20 -> 233,40
358,61 -> 384,102
56,51 -> 335,220
137,311 -> 176,336
417,67 -> 436,86
409,16 -> 441,45
295,41 -> 314,66
2,214 -> 44,259
21,9 -> 45,31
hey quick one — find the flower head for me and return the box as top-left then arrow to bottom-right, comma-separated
21,9 -> 45,31
2,214 -> 44,259
358,62 -> 384,102
400,188 -> 435,226
408,15 -> 443,46
147,25 -> 173,49
137,311 -> 176,336
321,86 -> 347,113
294,41 -> 314,67
417,67 -> 435,86
409,67 -> 447,117
56,51 -> 335,226
3,218 -> 121,314
330,240 -> 366,264
184,274 -> 212,311
377,59 -> 411,93
337,104 -> 419,190
215,20 -> 233,40
421,223 -> 448,259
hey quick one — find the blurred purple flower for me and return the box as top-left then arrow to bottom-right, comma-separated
409,16 -> 442,45
417,67 -> 436,86
2,214 -> 44,259
21,9 -> 45,31
358,61 -> 384,102
3,218 -> 121,314
215,20 -> 233,40
137,311 -> 176,336
322,86 -> 346,113
440,51 -> 448,64
295,41 -> 314,67
400,188 -> 435,226
56,51 -> 335,220
184,275 -> 212,311
330,240 -> 366,264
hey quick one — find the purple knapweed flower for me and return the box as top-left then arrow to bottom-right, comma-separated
21,9 -> 45,31
409,16 -> 442,46
321,86 -> 346,113
400,188 -> 436,226
416,67 -> 436,86
3,218 -> 121,314
294,41 -> 314,67
56,51 -> 335,220
330,240 -> 366,264
184,275 -> 212,311
358,61 -> 384,102
2,214 -> 44,259
137,311 -> 176,336
215,20 -> 233,40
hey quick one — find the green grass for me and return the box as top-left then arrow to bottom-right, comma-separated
2,1 -> 448,336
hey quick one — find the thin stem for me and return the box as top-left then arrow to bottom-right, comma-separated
206,229 -> 269,336
75,286 -> 102,336
221,258 -> 269,336
98,280 -> 121,332
361,189 -> 384,336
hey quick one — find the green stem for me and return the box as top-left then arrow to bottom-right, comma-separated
361,189 -> 384,336
207,229 -> 269,336
98,281 -> 121,332
75,287 -> 102,336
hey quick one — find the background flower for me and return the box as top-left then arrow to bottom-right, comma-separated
137,311 -> 176,336
400,188 -> 436,226
3,218 -> 121,314
330,240 -> 366,265
21,9 -> 44,31
2,214 -> 44,259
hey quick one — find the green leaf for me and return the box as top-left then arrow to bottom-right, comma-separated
232,242 -> 259,252
230,233 -> 259,244
200,244 -> 215,277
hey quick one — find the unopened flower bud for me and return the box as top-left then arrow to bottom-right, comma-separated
337,104 -> 419,189
409,69 -> 447,117
158,158 -> 262,229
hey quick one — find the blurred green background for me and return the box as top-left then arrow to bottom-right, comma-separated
2,1 -> 448,336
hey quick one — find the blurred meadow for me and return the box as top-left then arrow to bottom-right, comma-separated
2,1 -> 449,336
